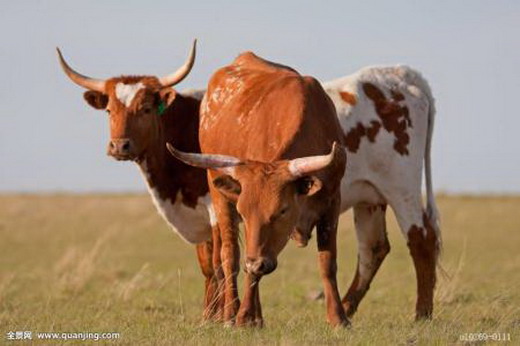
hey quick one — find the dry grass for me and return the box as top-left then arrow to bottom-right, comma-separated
0,194 -> 519,344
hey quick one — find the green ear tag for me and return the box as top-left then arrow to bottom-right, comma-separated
157,101 -> 166,116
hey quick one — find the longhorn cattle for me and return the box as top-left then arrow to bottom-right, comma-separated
168,52 -> 349,327
310,66 -> 440,320
56,41 -> 221,320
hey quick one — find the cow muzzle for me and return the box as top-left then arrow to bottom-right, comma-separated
107,138 -> 135,160
245,257 -> 277,276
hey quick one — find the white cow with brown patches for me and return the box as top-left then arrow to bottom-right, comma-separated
316,65 -> 441,320
57,41 -> 222,320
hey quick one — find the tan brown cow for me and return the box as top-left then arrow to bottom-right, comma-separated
57,41 -> 221,320
167,52 -> 348,327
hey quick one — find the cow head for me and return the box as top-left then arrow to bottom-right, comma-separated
167,142 -> 345,277
57,41 -> 197,161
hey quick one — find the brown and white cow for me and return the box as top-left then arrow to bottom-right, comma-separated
311,66 -> 440,320
56,41 -> 221,320
167,52 -> 349,327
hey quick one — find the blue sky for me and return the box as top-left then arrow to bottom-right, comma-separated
0,1 -> 518,193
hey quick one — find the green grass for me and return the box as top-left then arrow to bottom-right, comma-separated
0,194 -> 519,345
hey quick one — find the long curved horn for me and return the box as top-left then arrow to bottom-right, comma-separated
166,143 -> 243,175
288,142 -> 344,177
159,39 -> 197,87
56,48 -> 106,92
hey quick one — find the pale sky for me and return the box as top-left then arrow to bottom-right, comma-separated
0,1 -> 519,193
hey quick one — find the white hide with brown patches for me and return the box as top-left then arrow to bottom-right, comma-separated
322,65 -> 439,241
138,161 -> 214,243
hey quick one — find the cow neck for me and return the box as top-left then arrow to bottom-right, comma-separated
138,93 -> 209,209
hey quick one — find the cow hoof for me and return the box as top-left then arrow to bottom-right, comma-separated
254,318 -> 264,328
342,302 -> 358,318
236,317 -> 253,327
223,318 -> 236,328
329,317 -> 351,328
337,319 -> 352,328
236,313 -> 261,327
415,311 -> 433,321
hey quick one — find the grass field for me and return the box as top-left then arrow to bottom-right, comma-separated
0,194 -> 519,345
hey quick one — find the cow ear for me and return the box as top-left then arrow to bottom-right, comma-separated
295,176 -> 322,196
158,88 -> 177,107
213,175 -> 241,202
83,91 -> 108,110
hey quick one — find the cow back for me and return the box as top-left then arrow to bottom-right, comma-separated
200,52 -> 343,172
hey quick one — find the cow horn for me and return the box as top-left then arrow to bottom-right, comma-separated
288,142 -> 344,177
166,143 -> 243,175
56,48 -> 106,92
159,39 -> 197,87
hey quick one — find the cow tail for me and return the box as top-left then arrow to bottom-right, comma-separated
424,91 -> 441,248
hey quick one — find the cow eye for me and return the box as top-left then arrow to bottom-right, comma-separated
270,206 -> 289,222
279,206 -> 289,217
142,106 -> 153,114
106,109 -> 111,115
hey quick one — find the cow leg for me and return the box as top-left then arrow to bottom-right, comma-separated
210,190 -> 241,325
236,274 -> 263,327
209,225 -> 224,321
387,195 -> 439,320
195,239 -> 219,321
316,195 -> 349,327
254,281 -> 263,327
342,204 -> 390,317
210,224 -> 225,321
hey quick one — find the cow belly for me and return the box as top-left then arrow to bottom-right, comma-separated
339,177 -> 386,212
147,189 -> 213,244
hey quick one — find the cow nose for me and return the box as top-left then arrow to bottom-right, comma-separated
245,257 -> 277,276
108,138 -> 132,157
